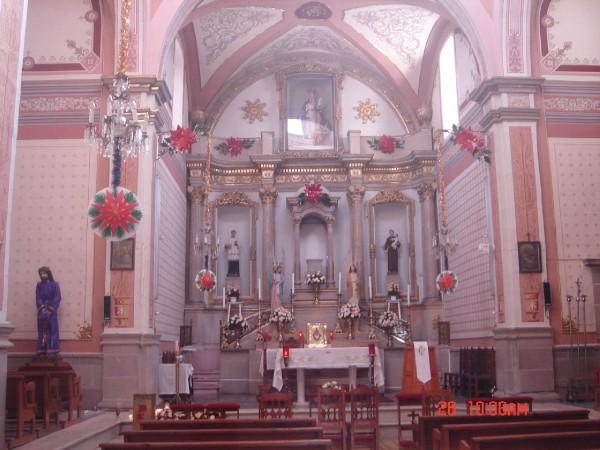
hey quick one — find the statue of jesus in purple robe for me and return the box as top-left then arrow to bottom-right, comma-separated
36,266 -> 61,355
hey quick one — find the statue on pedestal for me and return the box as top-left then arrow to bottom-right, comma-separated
224,229 -> 240,276
36,266 -> 61,356
384,229 -> 401,274
346,264 -> 359,305
270,263 -> 284,310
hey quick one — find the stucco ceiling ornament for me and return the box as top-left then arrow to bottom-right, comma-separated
241,99 -> 268,124
354,99 -> 380,124
295,2 -> 332,20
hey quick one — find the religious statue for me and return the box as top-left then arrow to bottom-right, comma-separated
36,266 -> 61,355
300,88 -> 329,146
270,264 -> 284,310
224,229 -> 240,276
346,264 -> 360,306
383,229 -> 401,274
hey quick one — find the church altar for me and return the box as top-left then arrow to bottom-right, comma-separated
158,363 -> 194,396
261,347 -> 384,404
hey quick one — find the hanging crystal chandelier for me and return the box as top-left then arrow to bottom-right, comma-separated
84,0 -> 149,161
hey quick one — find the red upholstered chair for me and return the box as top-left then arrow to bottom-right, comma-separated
316,387 -> 347,450
258,392 -> 293,419
349,386 -> 379,450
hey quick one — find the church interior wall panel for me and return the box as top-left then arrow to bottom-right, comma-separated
8,139 -> 96,341
155,162 -> 187,341
213,75 -> 280,145
444,159 -> 495,339
548,137 -> 600,332
299,220 -> 328,274
219,349 -> 249,394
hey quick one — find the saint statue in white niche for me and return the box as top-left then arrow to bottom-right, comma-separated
224,229 -> 240,276
384,229 -> 401,274
347,264 -> 360,305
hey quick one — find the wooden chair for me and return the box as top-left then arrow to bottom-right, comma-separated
316,387 -> 347,450
6,374 -> 37,440
395,392 -> 422,449
258,392 -> 293,419
421,389 -> 452,416
349,386 -> 379,450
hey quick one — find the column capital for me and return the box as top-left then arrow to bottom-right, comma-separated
259,187 -> 278,204
417,182 -> 436,202
293,218 -> 302,225
347,185 -> 366,203
187,185 -> 204,204
324,217 -> 335,225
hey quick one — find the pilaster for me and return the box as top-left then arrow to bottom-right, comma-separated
187,185 -> 204,304
259,187 -> 277,303
417,182 -> 438,302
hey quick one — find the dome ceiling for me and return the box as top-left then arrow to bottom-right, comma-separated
180,1 -> 453,120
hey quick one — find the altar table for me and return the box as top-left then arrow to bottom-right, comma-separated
261,347 -> 384,404
158,363 -> 193,396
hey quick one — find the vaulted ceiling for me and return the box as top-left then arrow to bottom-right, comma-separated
177,1 -> 457,126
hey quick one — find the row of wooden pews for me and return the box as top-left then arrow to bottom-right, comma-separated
100,418 -> 333,450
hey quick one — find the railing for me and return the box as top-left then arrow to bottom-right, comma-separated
220,308 -> 274,350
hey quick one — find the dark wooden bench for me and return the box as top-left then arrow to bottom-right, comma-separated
100,439 -> 332,450
434,419 -> 600,450
124,427 -> 323,442
6,373 -> 37,441
139,418 -> 317,430
418,408 -> 590,450
458,430 -> 600,450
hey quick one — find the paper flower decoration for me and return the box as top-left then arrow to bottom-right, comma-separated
88,187 -> 142,241
368,135 -> 405,154
214,137 -> 255,157
436,270 -> 458,293
449,125 -> 490,163
194,269 -> 216,291
304,183 -> 322,203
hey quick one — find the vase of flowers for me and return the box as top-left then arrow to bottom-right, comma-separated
269,307 -> 294,344
306,271 -> 326,304
378,311 -> 400,347
228,314 -> 248,349
338,303 -> 360,339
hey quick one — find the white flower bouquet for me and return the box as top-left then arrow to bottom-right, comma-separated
269,307 -> 294,324
228,314 -> 248,330
305,271 -> 326,285
338,302 -> 360,320
378,311 -> 400,329
321,380 -> 342,389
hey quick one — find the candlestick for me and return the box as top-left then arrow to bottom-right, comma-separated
338,272 -> 341,294
222,287 -> 226,309
407,283 -> 411,306
368,276 -> 373,300
258,277 -> 262,300
292,272 -> 295,294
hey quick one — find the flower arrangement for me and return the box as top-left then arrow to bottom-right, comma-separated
298,183 -> 331,206
378,311 -> 400,329
449,124 -> 490,163
227,288 -> 240,299
157,122 -> 208,158
338,302 -> 360,320
214,137 -> 255,157
306,271 -> 326,286
155,404 -> 174,420
228,314 -> 248,331
269,307 -> 294,324
194,269 -> 216,291
367,135 -> 405,154
387,283 -> 400,297
321,380 -> 342,389
88,187 -> 142,241
436,270 -> 458,293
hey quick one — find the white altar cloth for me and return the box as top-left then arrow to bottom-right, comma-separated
158,363 -> 193,395
261,347 -> 384,404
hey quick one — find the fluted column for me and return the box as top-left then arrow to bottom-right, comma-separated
418,182 -> 438,302
188,186 -> 204,303
347,184 -> 366,263
259,187 -> 277,303
293,219 -> 301,288
325,218 -> 335,288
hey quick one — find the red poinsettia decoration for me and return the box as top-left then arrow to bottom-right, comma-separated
436,270 -> 458,293
88,187 -> 142,240
450,125 -> 490,163
215,137 -> 255,157
304,183 -> 323,203
194,269 -> 216,291
378,135 -> 396,154
226,138 -> 244,156
169,126 -> 197,153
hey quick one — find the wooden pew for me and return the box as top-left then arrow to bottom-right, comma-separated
139,418 -> 317,430
435,419 -> 600,450
100,439 -> 333,450
418,408 -> 590,450
458,430 -> 600,450
6,373 -> 37,442
124,427 -> 323,442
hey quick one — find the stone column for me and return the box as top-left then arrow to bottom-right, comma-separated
294,219 -> 301,287
418,182 -> 438,302
259,187 -> 277,303
325,218 -> 335,288
188,186 -> 204,304
347,184 -> 366,270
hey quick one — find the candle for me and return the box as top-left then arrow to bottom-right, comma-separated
88,105 -> 94,123
292,273 -> 295,294
174,340 -> 179,353
338,272 -> 341,294
368,276 -> 373,300
407,283 -> 411,306
222,287 -> 226,309
194,235 -> 199,245
258,277 -> 262,300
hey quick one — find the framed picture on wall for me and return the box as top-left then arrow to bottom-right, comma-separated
517,241 -> 542,273
111,238 -> 135,270
285,73 -> 336,151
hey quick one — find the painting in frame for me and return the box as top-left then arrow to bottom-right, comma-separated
286,73 -> 336,151
517,241 -> 542,273
307,322 -> 328,348
111,238 -> 135,270
132,393 -> 155,429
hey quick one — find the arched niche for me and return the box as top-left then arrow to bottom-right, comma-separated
368,191 -> 417,301
209,192 -> 257,298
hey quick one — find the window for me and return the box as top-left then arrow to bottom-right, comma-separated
439,35 -> 459,132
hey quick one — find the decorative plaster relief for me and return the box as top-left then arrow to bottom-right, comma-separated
344,5 -> 439,92
507,94 -> 531,108
20,95 -> 100,113
194,7 -> 283,84
354,99 -> 380,124
241,98 -> 268,124
544,96 -> 600,112
506,0 -> 524,73
295,2 -> 332,20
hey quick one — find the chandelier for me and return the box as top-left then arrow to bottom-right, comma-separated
84,0 -> 149,170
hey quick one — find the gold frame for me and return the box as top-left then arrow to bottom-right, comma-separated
307,322 -> 328,348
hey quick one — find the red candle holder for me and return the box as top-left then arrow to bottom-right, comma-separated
368,343 -> 376,357
282,345 -> 290,360
328,330 -> 335,341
